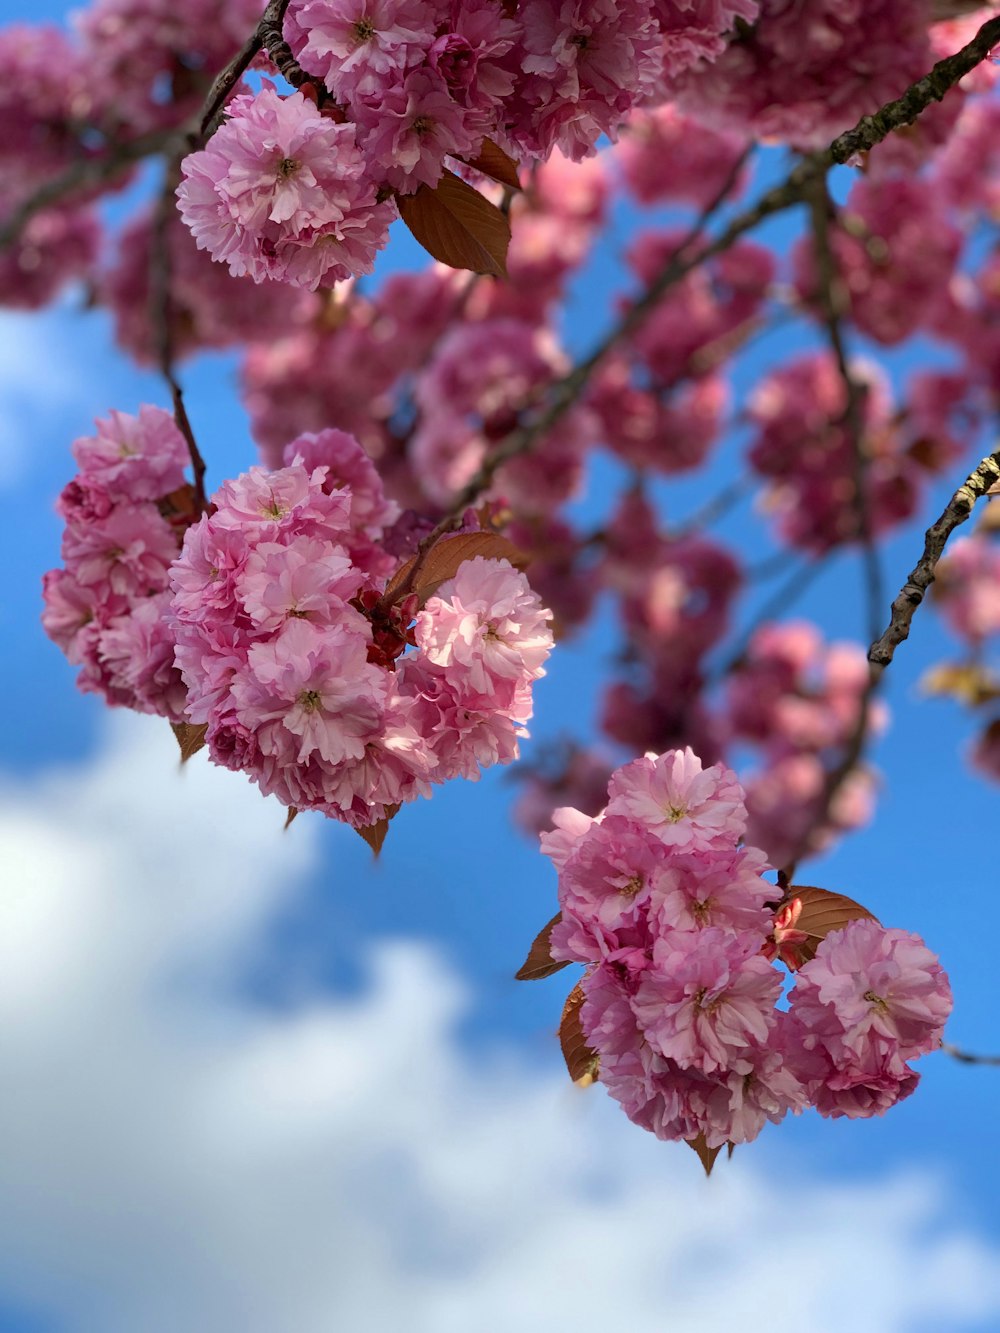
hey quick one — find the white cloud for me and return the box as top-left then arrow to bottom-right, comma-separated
0,714 -> 996,1333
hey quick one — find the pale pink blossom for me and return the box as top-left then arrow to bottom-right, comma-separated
605,747 -> 746,850
177,87 -> 394,289
633,928 -> 782,1074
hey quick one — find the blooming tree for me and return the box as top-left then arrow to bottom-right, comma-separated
6,0 -> 1000,1170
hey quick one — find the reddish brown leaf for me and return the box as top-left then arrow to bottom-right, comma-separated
461,138 -> 522,192
384,531 -> 527,606
790,884 -> 879,963
170,721 -> 207,763
398,169 -> 510,277
685,1134 -> 724,1177
159,482 -> 200,520
355,802 -> 401,857
284,806 -> 298,831
515,913 -> 569,981
559,982 -> 599,1085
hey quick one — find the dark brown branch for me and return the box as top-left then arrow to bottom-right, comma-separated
391,17 -> 1000,598
198,0 -> 291,137
0,129 -> 178,251
807,177 -> 883,644
869,447 -> 1000,669
150,154 -> 208,510
824,15 -> 1000,166
387,147 -> 756,604
942,1041 -> 1000,1066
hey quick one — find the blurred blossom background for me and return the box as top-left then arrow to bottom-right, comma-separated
3,0 -> 1000,1327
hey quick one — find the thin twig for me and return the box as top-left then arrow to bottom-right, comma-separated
383,147 -> 756,606
807,175 -> 884,646
942,1041 -> 1000,1066
385,16 -> 1000,604
0,130 -> 178,251
780,178 -> 888,869
670,474 -> 753,541
150,154 -> 208,510
199,0 -> 291,137
718,556 -> 831,677
869,446 -> 1000,669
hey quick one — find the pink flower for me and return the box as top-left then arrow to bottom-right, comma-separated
557,814 -> 669,943
236,537 -> 359,631
605,747 -> 746,850
414,556 -> 553,701
63,503 -> 179,600
286,0 -> 432,100
651,845 -> 774,937
353,67 -> 481,191
789,920 -> 952,1066
177,87 -> 394,290
235,617 -> 386,766
539,804 -> 601,871
71,405 -> 190,501
632,928 -> 782,1074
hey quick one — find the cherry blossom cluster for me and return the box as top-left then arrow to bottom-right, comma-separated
542,747 -> 952,1146
41,406 -> 195,722
724,622 -> 884,868
747,353 -> 920,553
169,429 -> 553,823
283,0 -> 741,171
597,490 -> 738,764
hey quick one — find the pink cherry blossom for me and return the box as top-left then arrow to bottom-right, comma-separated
605,747 -> 746,850
177,86 -> 394,289
633,928 -> 782,1074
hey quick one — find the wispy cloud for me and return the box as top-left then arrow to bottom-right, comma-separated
0,714 -> 995,1333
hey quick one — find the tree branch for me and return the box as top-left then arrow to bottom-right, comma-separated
942,1041 -> 1000,1066
0,129 -> 178,252
869,447 -> 1000,669
390,14 -> 1000,598
150,154 -> 208,510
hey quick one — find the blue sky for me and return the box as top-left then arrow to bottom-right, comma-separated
3,6 -> 1000,1329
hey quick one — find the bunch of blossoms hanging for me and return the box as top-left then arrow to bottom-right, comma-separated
168,427 -> 554,828
44,418 -> 554,833
174,0 -> 779,290
518,748 -> 952,1162
41,407 -> 196,723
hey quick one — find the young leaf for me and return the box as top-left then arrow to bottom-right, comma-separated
685,1134 -> 724,1177
355,803 -> 401,857
790,884 -> 879,963
170,721 -> 207,763
461,138 -> 522,192
384,530 -> 527,606
398,169 -> 510,277
559,982 -> 599,1085
515,913 -> 569,981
